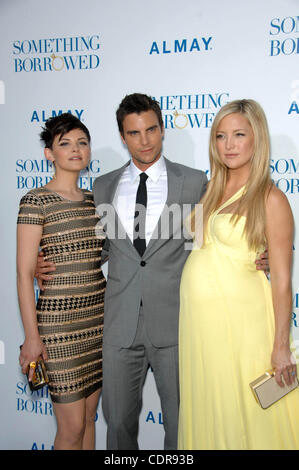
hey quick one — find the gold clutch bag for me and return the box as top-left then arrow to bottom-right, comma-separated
249,369 -> 298,409
19,345 -> 49,391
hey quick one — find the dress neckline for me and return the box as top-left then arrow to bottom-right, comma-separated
41,186 -> 86,202
216,185 -> 246,214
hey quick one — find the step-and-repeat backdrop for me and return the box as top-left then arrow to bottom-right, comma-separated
0,0 -> 298,450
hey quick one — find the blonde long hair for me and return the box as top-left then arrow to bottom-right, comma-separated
194,99 -> 272,251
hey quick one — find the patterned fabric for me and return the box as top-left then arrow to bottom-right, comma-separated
18,187 -> 105,403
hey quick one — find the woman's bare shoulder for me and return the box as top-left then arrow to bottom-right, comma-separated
266,184 -> 291,212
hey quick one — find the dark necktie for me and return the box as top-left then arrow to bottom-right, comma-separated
133,172 -> 148,256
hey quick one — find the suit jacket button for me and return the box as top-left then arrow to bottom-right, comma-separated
140,261 -> 146,267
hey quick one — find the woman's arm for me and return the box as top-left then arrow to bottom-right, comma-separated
265,186 -> 296,387
17,223 -> 48,380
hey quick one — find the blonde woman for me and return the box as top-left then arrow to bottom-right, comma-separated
178,99 -> 299,449
17,114 -> 105,449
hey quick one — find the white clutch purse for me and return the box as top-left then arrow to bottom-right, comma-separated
249,369 -> 298,409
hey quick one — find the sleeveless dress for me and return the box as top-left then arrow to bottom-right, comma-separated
178,187 -> 299,450
17,187 -> 106,403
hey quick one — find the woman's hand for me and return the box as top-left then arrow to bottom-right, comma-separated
35,250 -> 56,290
19,336 -> 48,382
271,346 -> 297,387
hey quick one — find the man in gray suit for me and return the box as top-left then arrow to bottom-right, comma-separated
93,93 -> 207,450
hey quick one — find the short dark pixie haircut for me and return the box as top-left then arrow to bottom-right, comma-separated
40,113 -> 91,149
116,93 -> 163,136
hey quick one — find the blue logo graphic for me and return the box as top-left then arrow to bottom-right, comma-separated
288,101 -> 299,114
149,37 -> 212,55
270,16 -> 299,56
16,159 -> 101,191
13,35 -> 101,72
271,158 -> 299,194
31,109 -> 84,122
292,293 -> 299,328
146,411 -> 164,424
16,382 -> 53,416
153,93 -> 229,129
32,442 -> 54,450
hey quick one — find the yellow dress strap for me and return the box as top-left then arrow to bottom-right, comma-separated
215,185 -> 246,215
206,185 -> 246,243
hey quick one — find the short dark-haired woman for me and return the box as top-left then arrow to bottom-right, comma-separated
17,114 -> 106,450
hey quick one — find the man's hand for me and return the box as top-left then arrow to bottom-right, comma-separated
35,251 -> 56,289
255,249 -> 269,276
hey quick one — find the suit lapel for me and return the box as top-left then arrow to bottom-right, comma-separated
104,162 -> 129,204
144,158 -> 184,258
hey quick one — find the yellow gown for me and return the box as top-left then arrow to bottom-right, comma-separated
178,187 -> 299,450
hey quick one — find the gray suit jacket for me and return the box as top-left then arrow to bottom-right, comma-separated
93,157 -> 207,348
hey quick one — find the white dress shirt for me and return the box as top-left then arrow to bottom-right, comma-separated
113,156 -> 168,246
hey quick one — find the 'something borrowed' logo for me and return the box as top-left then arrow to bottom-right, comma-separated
271,158 -> 299,194
292,293 -> 299,328
153,93 -> 230,130
270,15 -> 299,56
13,35 -> 101,72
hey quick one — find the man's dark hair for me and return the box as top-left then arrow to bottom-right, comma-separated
116,93 -> 163,136
40,113 -> 91,149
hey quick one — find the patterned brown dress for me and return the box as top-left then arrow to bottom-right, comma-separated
17,187 -> 106,403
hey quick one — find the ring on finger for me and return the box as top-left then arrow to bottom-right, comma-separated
29,362 -> 36,369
